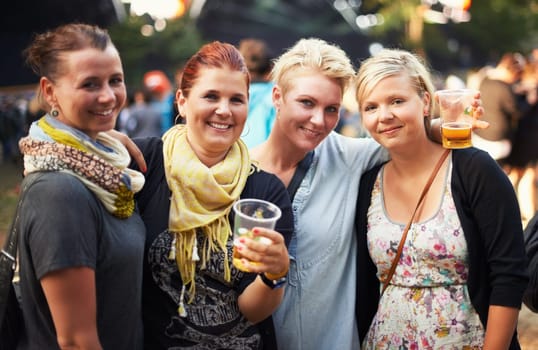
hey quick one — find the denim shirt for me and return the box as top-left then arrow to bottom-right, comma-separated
272,132 -> 387,350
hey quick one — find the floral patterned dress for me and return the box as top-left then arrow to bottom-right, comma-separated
363,160 -> 485,350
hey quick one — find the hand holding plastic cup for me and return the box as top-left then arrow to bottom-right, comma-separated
232,198 -> 282,272
436,89 -> 478,149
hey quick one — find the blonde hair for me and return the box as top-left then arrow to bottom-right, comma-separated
355,49 -> 436,118
270,38 -> 355,96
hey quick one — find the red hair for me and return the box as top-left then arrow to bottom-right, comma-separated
180,41 -> 250,97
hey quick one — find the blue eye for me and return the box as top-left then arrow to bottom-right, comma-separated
300,99 -> 314,107
82,81 -> 98,89
326,106 -> 339,113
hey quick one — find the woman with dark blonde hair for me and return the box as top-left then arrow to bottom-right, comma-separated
17,23 -> 146,349
355,48 -> 527,349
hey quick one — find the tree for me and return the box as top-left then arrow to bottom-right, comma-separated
108,12 -> 205,90
107,0 -> 538,81
360,0 -> 538,70
455,0 -> 538,62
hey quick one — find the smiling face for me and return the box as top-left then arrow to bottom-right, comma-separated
178,66 -> 249,165
274,69 -> 343,153
360,73 -> 430,151
41,45 -> 126,139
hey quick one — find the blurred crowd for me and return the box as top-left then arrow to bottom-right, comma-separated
453,49 -> 538,221
2,44 -> 538,220
335,47 -> 538,221
0,89 -> 43,164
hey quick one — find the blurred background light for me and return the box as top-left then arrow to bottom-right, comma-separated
125,0 -> 185,19
369,42 -> 384,56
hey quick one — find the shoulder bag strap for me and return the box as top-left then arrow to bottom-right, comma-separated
381,149 -> 450,295
287,151 -> 314,201
0,174 -> 39,322
1,175 -> 39,274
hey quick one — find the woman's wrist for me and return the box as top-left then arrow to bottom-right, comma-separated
259,272 -> 287,289
265,269 -> 288,280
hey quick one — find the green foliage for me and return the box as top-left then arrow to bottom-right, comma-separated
106,1 -> 538,79
458,0 -> 538,58
108,14 -> 205,90
362,0 -> 417,32
358,0 -> 538,70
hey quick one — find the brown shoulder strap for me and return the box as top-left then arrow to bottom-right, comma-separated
381,149 -> 450,295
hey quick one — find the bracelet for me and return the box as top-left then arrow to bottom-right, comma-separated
264,269 -> 288,280
259,273 -> 287,289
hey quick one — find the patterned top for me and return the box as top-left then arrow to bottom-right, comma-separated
363,159 -> 485,349
133,137 -> 294,349
147,228 -> 261,349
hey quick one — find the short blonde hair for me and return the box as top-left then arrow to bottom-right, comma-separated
270,38 -> 355,96
355,49 -> 435,117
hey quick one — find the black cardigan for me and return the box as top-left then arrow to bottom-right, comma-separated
355,147 -> 528,349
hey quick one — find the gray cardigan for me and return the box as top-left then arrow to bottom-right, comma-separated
355,147 -> 528,349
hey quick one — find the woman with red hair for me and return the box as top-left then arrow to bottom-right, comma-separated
131,41 -> 293,349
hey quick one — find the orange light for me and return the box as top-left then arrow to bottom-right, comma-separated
172,0 -> 190,18
462,0 -> 471,11
174,1 -> 185,18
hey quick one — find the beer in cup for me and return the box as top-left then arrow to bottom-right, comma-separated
436,89 -> 477,149
232,198 -> 281,272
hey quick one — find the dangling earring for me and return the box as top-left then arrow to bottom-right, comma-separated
50,107 -> 59,117
241,122 -> 250,137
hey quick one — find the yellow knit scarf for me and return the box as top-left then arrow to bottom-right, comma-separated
162,124 -> 251,304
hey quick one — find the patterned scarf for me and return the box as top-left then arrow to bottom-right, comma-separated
162,124 -> 251,307
19,115 -> 145,218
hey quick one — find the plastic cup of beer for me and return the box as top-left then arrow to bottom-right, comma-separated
436,89 -> 477,149
232,198 -> 281,272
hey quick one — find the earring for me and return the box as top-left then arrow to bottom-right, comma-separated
50,107 -> 59,117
